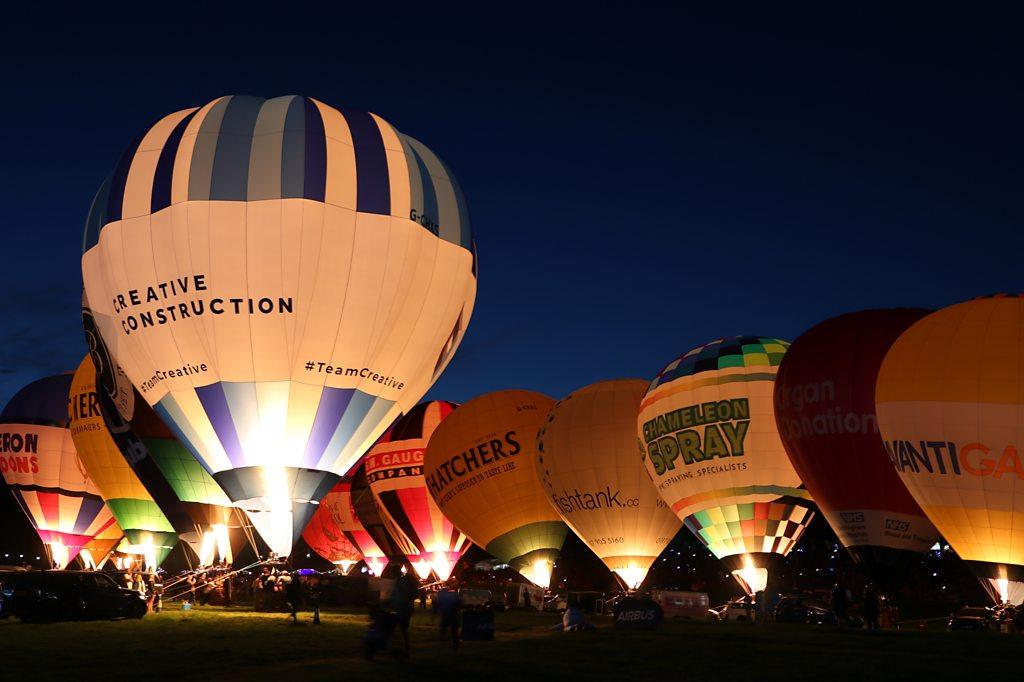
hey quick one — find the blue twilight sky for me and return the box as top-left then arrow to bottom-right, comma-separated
0,5 -> 1020,409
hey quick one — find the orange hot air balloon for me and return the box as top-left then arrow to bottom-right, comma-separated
536,380 -> 681,589
364,401 -> 469,581
876,295 -> 1024,604
775,310 -> 938,582
423,390 -> 568,588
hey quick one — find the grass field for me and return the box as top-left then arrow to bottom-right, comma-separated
2,606 -> 1019,681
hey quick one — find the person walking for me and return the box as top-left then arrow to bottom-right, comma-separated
863,584 -> 881,631
389,572 -> 419,657
308,576 -> 322,625
434,588 -> 462,650
286,574 -> 303,623
831,581 -> 849,625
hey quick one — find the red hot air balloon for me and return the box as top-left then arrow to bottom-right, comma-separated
303,476 -> 390,576
774,309 -> 938,578
363,401 -> 469,581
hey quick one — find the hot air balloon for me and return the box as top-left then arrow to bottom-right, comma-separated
81,95 -> 477,557
876,295 -> 1024,604
83,297 -> 253,566
364,401 -> 469,581
303,476 -> 389,576
423,390 -> 568,588
775,310 -> 938,583
0,374 -> 117,569
69,355 -> 177,568
639,337 -> 815,595
80,516 -> 124,569
536,380 -> 682,590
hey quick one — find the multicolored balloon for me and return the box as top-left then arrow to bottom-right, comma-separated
775,310 -> 937,577
83,296 -> 250,565
0,374 -> 117,569
876,295 -> 1024,604
69,355 -> 177,567
423,390 -> 568,588
364,401 -> 469,581
536,380 -> 681,589
81,95 -> 477,556
80,516 -> 124,569
303,476 -> 389,576
639,337 -> 815,594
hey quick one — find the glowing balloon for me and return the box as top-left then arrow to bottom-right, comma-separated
303,476 -> 389,576
876,295 -> 1024,604
536,380 -> 681,589
69,355 -> 177,567
639,337 -> 815,593
83,297 -> 251,566
81,95 -> 477,556
364,401 -> 469,581
80,516 -> 124,569
423,390 -> 568,588
775,310 -> 937,576
0,374 -> 117,568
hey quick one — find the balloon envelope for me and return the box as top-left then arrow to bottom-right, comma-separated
536,380 -> 681,589
81,95 -> 477,556
876,295 -> 1024,603
364,401 -> 469,580
69,355 -> 177,567
303,476 -> 389,575
0,374 -> 117,568
423,389 -> 568,588
775,310 -> 938,570
639,337 -> 815,579
84,297 -> 250,565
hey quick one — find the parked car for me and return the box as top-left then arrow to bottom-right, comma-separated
11,571 -> 147,622
0,569 -> 30,619
710,597 -> 757,622
947,606 -> 996,632
774,595 -> 863,627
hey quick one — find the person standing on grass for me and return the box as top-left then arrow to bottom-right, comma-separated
287,574 -> 303,623
863,584 -> 881,631
308,576 -> 322,625
389,572 -> 419,657
434,588 -> 462,650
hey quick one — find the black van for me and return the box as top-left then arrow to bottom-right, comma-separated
9,571 -> 147,622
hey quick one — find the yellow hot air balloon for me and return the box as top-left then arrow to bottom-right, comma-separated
423,390 -> 567,587
876,295 -> 1024,604
536,380 -> 681,589
638,337 -> 815,594
69,355 -> 177,568
81,95 -> 477,556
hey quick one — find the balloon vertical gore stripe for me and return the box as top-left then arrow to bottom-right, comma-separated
341,109 -> 391,214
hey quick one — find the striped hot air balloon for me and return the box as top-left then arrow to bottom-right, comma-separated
69,355 -> 177,568
303,476 -> 390,576
85,295 -> 252,566
639,337 -> 815,595
0,374 -> 117,569
364,401 -> 470,581
81,95 -> 477,556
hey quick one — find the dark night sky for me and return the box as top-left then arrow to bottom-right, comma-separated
0,5 -> 1020,554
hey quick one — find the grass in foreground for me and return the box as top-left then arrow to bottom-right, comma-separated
1,606 -> 1019,681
